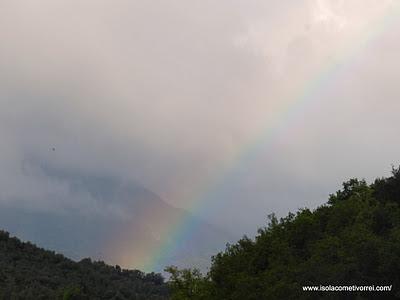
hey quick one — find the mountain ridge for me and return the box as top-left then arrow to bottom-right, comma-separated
0,164 -> 232,272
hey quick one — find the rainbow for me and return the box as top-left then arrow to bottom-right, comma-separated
140,4 -> 400,272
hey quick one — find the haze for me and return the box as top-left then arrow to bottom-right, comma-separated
1,0 -> 400,237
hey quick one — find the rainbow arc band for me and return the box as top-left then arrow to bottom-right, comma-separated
141,4 -> 400,272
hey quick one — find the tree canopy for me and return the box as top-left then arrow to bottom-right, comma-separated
0,231 -> 168,300
166,167 -> 400,299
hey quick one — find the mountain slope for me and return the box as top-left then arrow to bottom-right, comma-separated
0,230 -> 169,299
0,165 -> 231,272
167,168 -> 400,299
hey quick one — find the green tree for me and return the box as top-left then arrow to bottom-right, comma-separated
165,266 -> 212,300
166,167 -> 400,299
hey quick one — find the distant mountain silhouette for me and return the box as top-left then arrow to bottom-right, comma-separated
0,165 -> 232,272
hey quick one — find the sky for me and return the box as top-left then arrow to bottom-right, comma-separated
1,0 -> 400,235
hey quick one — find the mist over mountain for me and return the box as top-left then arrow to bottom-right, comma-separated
1,0 -> 399,237
0,162 -> 232,272
1,3 -> 400,298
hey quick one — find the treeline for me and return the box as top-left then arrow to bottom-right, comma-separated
166,167 -> 400,299
0,231 -> 168,299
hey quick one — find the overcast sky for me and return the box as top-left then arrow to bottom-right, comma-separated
1,0 -> 400,234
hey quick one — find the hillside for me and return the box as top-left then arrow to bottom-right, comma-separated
0,230 -> 168,299
167,168 -> 400,299
0,163 -> 231,272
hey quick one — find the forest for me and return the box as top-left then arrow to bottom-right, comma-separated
166,167 -> 400,299
0,231 -> 168,299
1,167 -> 400,299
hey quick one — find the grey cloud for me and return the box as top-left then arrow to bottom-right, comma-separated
0,0 -> 399,233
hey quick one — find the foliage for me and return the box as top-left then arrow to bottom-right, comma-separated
164,266 -> 212,300
0,232 -> 169,300
166,167 -> 400,299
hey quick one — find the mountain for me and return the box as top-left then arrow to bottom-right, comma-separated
0,165 -> 232,273
167,167 -> 400,299
0,230 -> 169,299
